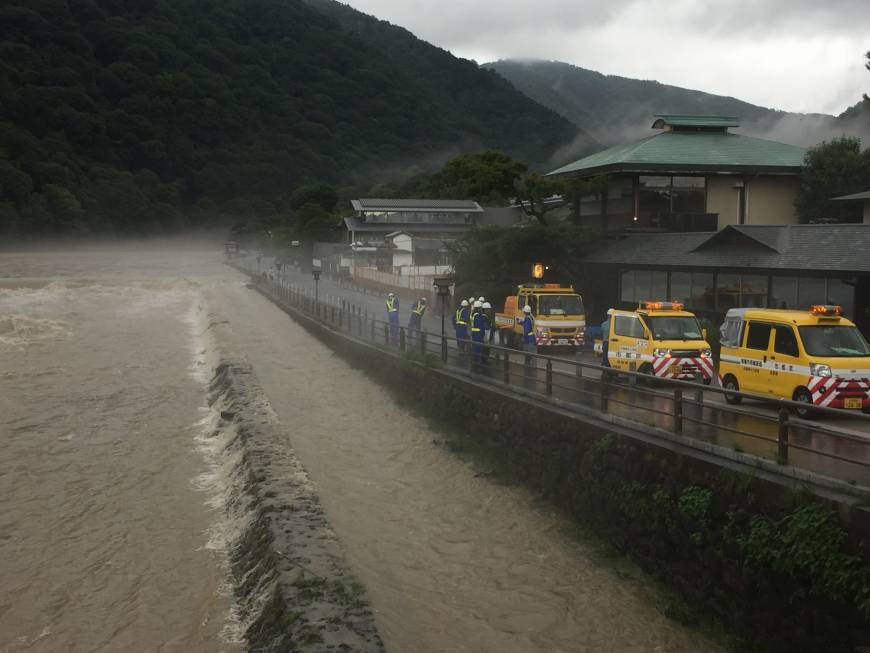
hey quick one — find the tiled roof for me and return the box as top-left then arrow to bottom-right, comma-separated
833,190 -> 870,201
548,131 -> 807,177
583,224 -> 870,273
652,115 -> 740,129
351,198 -> 484,213
343,217 -> 472,233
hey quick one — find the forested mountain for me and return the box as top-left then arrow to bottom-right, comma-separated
0,1 -> 588,235
486,59 -> 870,148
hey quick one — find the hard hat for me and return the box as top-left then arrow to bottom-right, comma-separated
523,305 -> 532,313
468,296 -> 475,303
461,299 -> 469,307
473,300 -> 483,308
606,308 -> 614,315
478,296 -> 485,302
388,292 -> 395,297
482,301 -> 491,309
420,297 -> 427,303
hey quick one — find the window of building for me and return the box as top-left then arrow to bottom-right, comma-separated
770,276 -> 797,309
638,175 -> 706,214
714,274 -> 768,310
716,274 -> 741,311
774,324 -> 799,357
826,278 -> 855,318
671,176 -> 706,213
797,277 -> 826,308
620,269 -> 668,303
638,176 -> 671,214
746,322 -> 772,350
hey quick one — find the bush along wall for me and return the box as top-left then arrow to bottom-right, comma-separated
258,284 -> 870,652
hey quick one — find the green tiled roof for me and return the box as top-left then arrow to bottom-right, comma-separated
652,115 -> 740,128
548,131 -> 807,177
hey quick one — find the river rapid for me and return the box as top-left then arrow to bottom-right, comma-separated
0,249 -> 724,652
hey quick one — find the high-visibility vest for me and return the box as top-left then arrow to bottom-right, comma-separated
386,298 -> 397,313
471,312 -> 483,332
455,307 -> 467,326
412,302 -> 426,317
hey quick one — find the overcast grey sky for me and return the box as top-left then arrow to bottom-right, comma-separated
343,0 -> 869,115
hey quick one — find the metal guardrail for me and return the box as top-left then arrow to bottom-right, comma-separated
239,265 -> 870,489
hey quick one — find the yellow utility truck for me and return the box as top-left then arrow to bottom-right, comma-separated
719,305 -> 870,417
495,283 -> 586,351
606,301 -> 715,382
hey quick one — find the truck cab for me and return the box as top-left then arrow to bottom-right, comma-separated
607,301 -> 715,382
495,284 -> 586,351
719,305 -> 870,416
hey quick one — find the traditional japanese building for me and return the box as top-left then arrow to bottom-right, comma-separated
548,115 -> 807,232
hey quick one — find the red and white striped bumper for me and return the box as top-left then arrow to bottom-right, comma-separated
807,376 -> 870,408
652,356 -> 715,381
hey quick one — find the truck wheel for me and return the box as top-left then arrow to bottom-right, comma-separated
793,387 -> 819,420
638,363 -> 655,385
723,375 -> 741,405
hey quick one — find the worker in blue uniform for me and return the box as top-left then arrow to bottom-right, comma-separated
471,300 -> 485,370
408,297 -> 427,347
522,304 -> 536,386
453,299 -> 470,355
386,292 -> 399,345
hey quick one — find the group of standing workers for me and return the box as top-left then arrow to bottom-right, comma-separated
452,295 -> 496,368
385,292 -> 428,346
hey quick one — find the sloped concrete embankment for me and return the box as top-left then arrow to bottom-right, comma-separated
205,356 -> 384,652
249,280 -> 870,653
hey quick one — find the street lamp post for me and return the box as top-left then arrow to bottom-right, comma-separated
433,272 -> 454,331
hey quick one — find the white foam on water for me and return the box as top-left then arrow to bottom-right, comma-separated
0,313 -> 71,349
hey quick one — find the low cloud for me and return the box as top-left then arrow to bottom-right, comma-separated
343,0 -> 870,115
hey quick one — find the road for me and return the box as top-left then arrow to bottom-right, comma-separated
237,255 -> 870,486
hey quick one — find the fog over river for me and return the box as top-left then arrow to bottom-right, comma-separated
0,249 -> 723,652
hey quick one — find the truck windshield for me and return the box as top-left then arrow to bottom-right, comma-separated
644,316 -> 703,341
538,295 -> 584,316
798,325 -> 870,357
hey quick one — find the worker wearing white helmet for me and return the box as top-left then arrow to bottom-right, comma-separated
481,301 -> 494,359
453,298 -> 471,352
478,296 -> 485,303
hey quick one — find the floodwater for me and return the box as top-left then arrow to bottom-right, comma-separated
0,249 -> 723,652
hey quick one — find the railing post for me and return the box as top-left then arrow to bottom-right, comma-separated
400,327 -> 406,351
546,359 -> 553,395
441,335 -> 448,363
503,350 -> 510,384
384,323 -> 389,345
694,371 -> 704,406
628,361 -> 636,386
674,388 -> 683,434
420,332 -> 427,356
777,405 -> 790,464
600,371 -> 609,412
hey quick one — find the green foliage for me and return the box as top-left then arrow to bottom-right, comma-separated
795,136 -> 870,223
451,223 -> 599,302
426,150 -> 527,205
0,0 -> 584,235
740,504 -> 870,615
289,184 -> 338,212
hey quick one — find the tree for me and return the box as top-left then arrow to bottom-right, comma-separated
795,136 -> 870,223
513,173 -> 566,225
563,176 -> 609,224
428,150 -> 527,204
289,183 -> 338,212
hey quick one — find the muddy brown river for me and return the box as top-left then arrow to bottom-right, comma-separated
0,248 -> 724,652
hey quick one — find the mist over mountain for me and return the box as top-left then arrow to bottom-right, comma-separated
485,59 -> 870,149
0,0 -> 590,235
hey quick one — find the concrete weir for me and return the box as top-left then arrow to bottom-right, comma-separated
206,357 -> 384,651
245,275 -> 870,653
